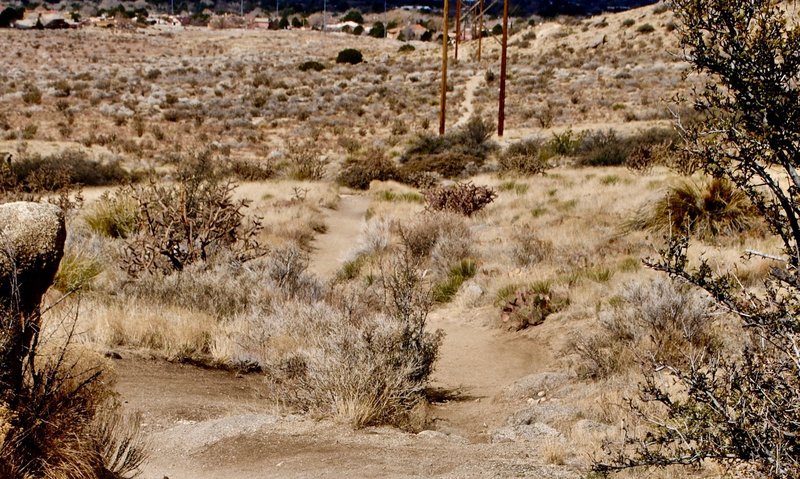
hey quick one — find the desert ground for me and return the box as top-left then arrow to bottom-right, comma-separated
0,2 -> 774,478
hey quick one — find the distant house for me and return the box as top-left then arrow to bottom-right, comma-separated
14,10 -> 78,29
327,20 -> 360,32
249,17 -> 272,29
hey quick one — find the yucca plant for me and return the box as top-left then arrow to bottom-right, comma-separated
627,177 -> 758,240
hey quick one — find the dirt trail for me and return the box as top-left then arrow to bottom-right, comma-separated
307,193 -> 371,280
454,73 -> 484,129
113,190 -> 562,478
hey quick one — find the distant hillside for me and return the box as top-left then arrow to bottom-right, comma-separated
9,0 -> 659,17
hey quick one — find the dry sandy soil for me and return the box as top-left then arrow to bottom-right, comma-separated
4,3 -> 753,478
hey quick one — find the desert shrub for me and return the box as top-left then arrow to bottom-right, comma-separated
21,84 -> 41,105
575,128 -> 678,167
625,140 -> 675,173
285,143 -> 328,181
627,177 -> 759,240
621,18 -> 635,28
336,48 -> 363,65
53,251 -> 102,293
509,226 -> 553,267
548,129 -> 584,156
424,182 -> 497,217
11,150 -> 131,192
353,25 -> 364,35
84,188 -> 140,239
636,23 -> 655,34
398,44 -> 415,53
122,152 -> 265,275
298,60 -> 325,72
498,139 -> 550,175
570,278 -> 718,379
336,148 -> 399,190
223,158 -> 274,181
222,251 -> 441,428
498,281 -> 566,331
400,116 -> 496,179
576,130 -> 629,166
432,258 -> 477,303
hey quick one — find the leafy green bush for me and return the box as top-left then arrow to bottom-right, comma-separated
336,48 -> 363,65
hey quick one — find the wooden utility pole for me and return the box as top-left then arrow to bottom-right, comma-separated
498,0 -> 509,136
477,0 -> 483,61
439,0 -> 449,135
455,0 -> 461,60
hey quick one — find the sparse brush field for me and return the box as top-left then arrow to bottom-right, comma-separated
0,2 -> 783,478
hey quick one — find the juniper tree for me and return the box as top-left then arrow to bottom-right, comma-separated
595,1 -> 800,478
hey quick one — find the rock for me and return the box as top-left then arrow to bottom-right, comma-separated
491,422 -> 564,443
0,201 -> 65,401
0,202 -> 66,314
588,34 -> 607,49
506,404 -> 579,427
416,430 -> 468,444
501,372 -> 572,400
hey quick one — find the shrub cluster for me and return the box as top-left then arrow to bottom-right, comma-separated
498,138 -> 551,176
400,116 -> 496,179
336,48 -> 363,65
424,182 -> 497,217
336,148 -> 399,190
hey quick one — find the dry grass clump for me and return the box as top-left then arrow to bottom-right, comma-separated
84,188 -> 140,239
569,277 -> 720,379
496,281 -> 568,331
627,177 -> 759,240
216,250 -> 442,429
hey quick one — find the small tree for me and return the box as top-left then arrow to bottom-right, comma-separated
596,1 -> 800,478
291,16 -> 302,28
335,48 -> 363,65
342,9 -> 363,24
369,21 -> 385,38
278,16 -> 289,29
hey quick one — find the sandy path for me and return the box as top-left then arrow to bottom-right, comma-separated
454,73 -> 483,129
307,193 -> 371,280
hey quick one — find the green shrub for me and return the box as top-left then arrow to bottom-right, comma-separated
342,9 -> 364,24
432,258 -> 477,303
621,18 -> 635,28
369,21 -> 385,38
400,116 -> 496,179
336,48 -> 363,65
498,281 -> 566,331
84,188 -> 140,239
53,252 -> 102,293
299,60 -> 325,72
398,44 -> 415,53
627,177 -> 760,239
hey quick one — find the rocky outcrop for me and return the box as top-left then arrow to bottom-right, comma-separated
0,201 -> 65,402
0,202 -> 66,314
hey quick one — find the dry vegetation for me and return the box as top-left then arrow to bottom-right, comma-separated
0,2 -> 786,478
